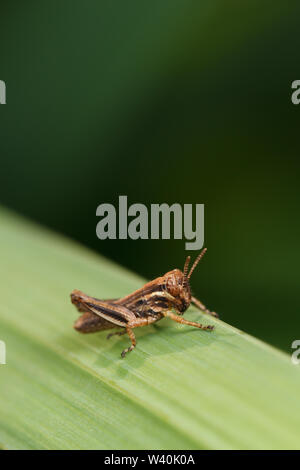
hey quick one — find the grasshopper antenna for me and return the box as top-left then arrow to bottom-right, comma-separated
183,255 -> 191,286
188,248 -> 207,280
183,256 -> 191,278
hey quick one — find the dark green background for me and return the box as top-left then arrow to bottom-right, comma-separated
1,1 -> 300,352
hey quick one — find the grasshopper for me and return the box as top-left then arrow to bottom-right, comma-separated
71,248 -> 218,357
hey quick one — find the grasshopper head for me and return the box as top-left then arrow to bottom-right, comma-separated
164,248 -> 207,314
165,268 -> 191,314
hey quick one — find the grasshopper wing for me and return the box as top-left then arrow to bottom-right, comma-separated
71,289 -> 136,327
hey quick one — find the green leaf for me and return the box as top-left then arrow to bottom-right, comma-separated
0,207 -> 299,450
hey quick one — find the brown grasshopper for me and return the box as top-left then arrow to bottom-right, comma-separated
71,248 -> 218,357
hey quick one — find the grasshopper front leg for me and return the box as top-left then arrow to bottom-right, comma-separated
191,296 -> 219,318
163,311 -> 214,331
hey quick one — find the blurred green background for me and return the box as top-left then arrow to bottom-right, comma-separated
0,1 -> 299,352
